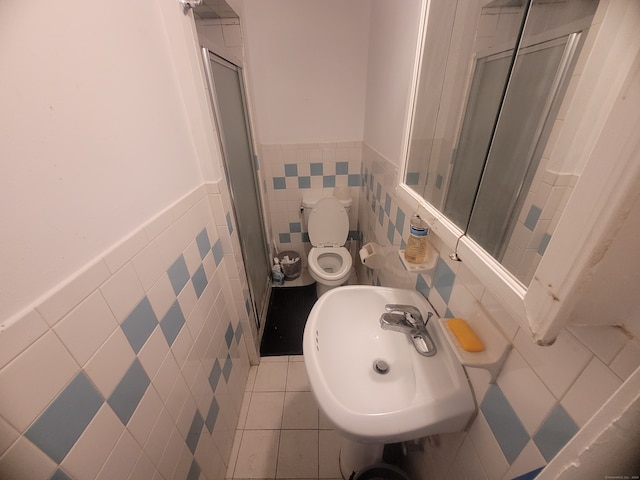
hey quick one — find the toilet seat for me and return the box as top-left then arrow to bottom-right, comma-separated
307,196 -> 352,287
308,246 -> 352,286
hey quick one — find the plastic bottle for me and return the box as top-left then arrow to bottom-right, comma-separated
404,214 -> 429,264
272,258 -> 285,285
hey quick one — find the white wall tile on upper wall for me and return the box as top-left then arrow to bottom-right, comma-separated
0,436 -> 57,480
469,412 -> 510,480
567,325 -> 628,364
610,341 -> 640,381
99,263 -> 146,323
0,309 -> 49,371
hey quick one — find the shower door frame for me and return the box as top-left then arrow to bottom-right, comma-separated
201,48 -> 271,342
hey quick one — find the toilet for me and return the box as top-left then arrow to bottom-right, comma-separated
302,194 -> 353,297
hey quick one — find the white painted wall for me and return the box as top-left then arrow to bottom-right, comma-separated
363,0 -> 423,165
239,0 -> 371,144
0,0 -> 221,321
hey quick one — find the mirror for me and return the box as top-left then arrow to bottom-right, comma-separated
404,0 -> 598,286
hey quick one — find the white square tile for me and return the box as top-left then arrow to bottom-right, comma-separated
282,391 -> 319,429
245,365 -> 258,391
561,357 -> 623,427
84,328 -> 136,398
0,309 -> 48,370
276,429 -> 318,479
54,291 -> 118,366
509,440 -> 546,478
469,413 -> 509,480
95,430 -> 140,480
245,392 -> 285,429
610,340 -> 640,380
319,429 -> 342,478
99,262 -> 145,323
151,352 -> 181,402
568,325 -> 628,364
514,328 -> 591,398
196,429 -> 225,480
0,331 -> 79,431
103,228 -> 150,274
146,274 -> 175,321
286,360 -> 311,391
448,435 -> 488,480
128,451 -> 157,480
157,427 -> 185,479
234,429 -> 280,478
0,416 -> 18,457
61,404 -> 124,480
137,327 -> 170,381
0,436 -> 57,480
36,258 -> 111,326
143,408 -> 174,467
127,387 -> 164,447
497,350 -> 556,434
253,361 -> 288,391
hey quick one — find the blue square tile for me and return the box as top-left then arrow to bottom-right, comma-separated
444,307 -> 455,318
435,174 -> 443,189
160,301 -> 185,346
192,265 -> 208,299
245,298 -> 251,316
433,259 -> 456,304
348,174 -> 361,186
205,397 -> 220,434
26,372 -> 103,463
336,161 -> 349,175
302,232 -> 310,243
524,205 -> 542,231
209,359 -> 222,391
533,404 -> 578,462
384,194 -> 392,215
273,177 -> 286,190
211,239 -> 224,267
279,233 -> 291,244
212,238 -> 224,266
406,172 -> 420,185
224,323 -> 234,348
378,205 -> 384,226
222,354 -> 233,382
298,176 -> 311,188
121,297 -> 158,353
513,467 -> 545,480
481,384 -> 530,464
235,324 -> 243,343
108,359 -> 150,425
376,183 -> 382,200
538,233 -> 552,256
416,275 -> 430,299
168,255 -> 190,295
284,164 -> 298,177
289,222 -> 301,233
323,175 -> 336,188
50,469 -> 74,480
187,460 -> 201,480
395,208 -> 406,233
387,221 -> 395,244
196,229 -> 211,260
186,411 -> 204,454
226,212 -> 234,234
310,163 -> 323,176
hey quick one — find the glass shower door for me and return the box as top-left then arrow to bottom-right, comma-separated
203,50 -> 270,330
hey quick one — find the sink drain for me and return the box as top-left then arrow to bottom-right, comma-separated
373,359 -> 390,375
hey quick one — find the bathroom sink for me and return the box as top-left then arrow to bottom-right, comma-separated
303,286 -> 475,443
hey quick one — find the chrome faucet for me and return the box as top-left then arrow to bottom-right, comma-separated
380,304 -> 437,357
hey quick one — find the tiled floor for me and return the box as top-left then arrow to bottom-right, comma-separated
226,355 -> 343,479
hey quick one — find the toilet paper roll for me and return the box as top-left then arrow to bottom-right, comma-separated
359,243 -> 385,269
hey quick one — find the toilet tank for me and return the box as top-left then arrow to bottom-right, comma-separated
302,193 -> 352,224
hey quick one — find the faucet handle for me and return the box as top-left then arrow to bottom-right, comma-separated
384,304 -> 423,325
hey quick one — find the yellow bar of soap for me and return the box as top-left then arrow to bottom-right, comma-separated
447,318 -> 485,352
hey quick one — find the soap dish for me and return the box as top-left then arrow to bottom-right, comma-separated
398,250 -> 437,274
438,316 -> 511,383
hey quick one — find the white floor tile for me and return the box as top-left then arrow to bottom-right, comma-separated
282,391 -> 319,429
286,361 -> 311,391
234,429 -> 280,478
245,392 -> 285,429
319,430 -> 342,479
276,430 -> 319,478
254,362 -> 288,391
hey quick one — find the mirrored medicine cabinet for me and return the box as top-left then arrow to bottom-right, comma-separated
397,0 -> 640,343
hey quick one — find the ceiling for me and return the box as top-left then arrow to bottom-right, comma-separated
193,0 -> 238,20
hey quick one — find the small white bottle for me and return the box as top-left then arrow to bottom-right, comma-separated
405,214 -> 429,264
272,258 -> 285,285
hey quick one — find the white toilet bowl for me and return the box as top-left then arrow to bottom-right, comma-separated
304,196 -> 353,297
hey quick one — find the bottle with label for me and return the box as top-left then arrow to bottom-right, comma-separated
404,214 -> 429,264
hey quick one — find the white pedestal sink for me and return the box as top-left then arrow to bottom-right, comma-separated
302,286 -> 475,477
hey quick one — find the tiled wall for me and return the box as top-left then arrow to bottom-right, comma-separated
260,142 -> 362,267
0,181 -> 255,480
358,143 -> 640,480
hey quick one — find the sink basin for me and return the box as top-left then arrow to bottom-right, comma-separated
303,285 -> 475,444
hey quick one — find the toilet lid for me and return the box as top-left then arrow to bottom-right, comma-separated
308,196 -> 349,247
